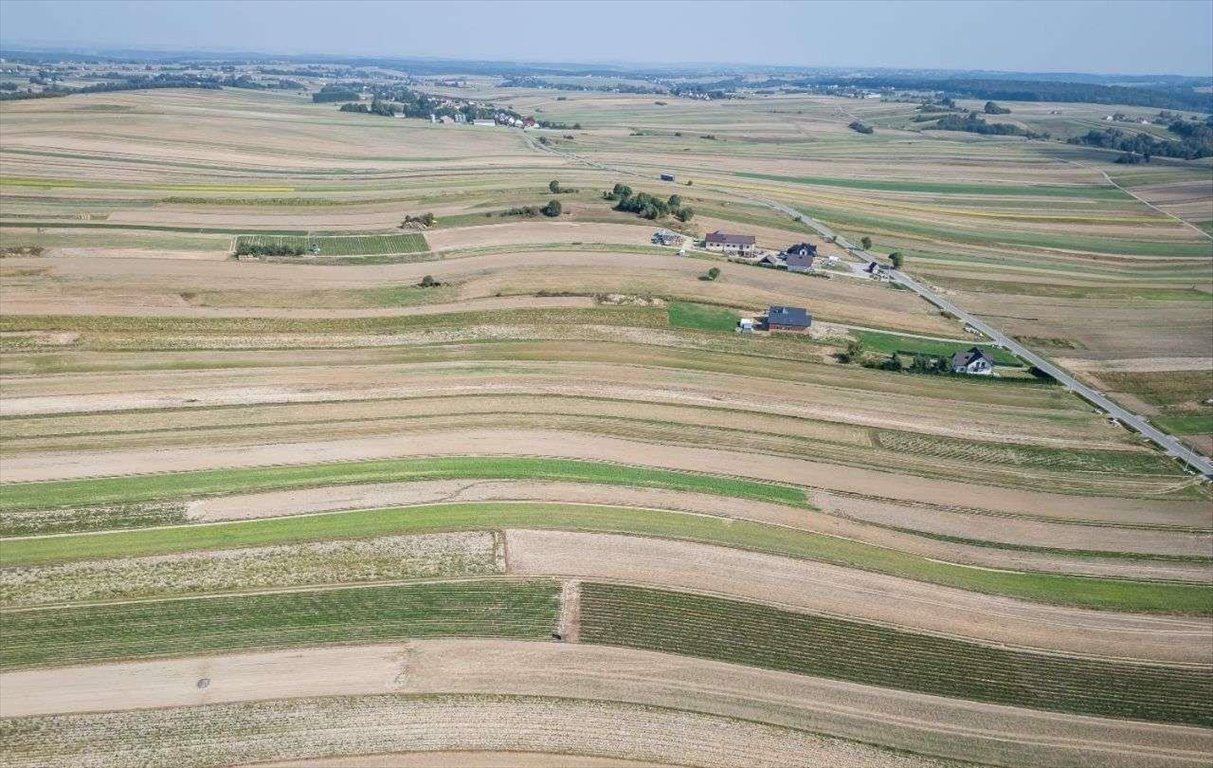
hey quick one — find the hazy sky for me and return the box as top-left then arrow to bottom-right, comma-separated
2,0 -> 1211,76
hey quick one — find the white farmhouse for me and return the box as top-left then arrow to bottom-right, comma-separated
951,347 -> 996,376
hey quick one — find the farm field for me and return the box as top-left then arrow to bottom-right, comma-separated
1,77 -> 1211,768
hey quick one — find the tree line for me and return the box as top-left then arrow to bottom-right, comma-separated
604,183 -> 693,221
926,112 -> 1047,139
1069,118 -> 1213,161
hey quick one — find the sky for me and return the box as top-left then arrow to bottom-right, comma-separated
2,0 -> 1211,76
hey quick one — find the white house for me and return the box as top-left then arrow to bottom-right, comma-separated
951,347 -> 995,376
704,231 -> 756,254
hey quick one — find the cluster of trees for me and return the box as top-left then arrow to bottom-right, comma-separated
501,201 -> 562,217
928,112 -> 1047,139
916,97 -> 956,112
983,101 -> 1011,114
502,205 -> 542,217
313,84 -> 363,103
604,184 -> 693,221
401,213 -> 436,229
867,353 -> 952,374
1068,119 -> 1212,161
339,99 -> 397,116
848,121 -> 874,134
539,120 -> 582,130
234,242 -> 305,257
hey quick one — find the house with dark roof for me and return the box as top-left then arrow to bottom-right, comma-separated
704,231 -> 756,255
783,242 -> 818,272
765,305 -> 812,332
951,347 -> 995,376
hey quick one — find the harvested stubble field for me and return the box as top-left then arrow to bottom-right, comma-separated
0,694 -> 956,768
2,85 -> 1212,767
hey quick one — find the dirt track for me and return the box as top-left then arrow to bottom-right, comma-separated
505,530 -> 1210,663
7,429 -> 1207,526
3,640 -> 1206,768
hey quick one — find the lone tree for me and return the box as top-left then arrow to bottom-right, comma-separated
860,236 -> 873,250
549,180 -> 561,193
542,199 -> 563,217
889,251 -> 904,270
840,337 -> 866,364
419,275 -> 440,288
704,267 -> 721,281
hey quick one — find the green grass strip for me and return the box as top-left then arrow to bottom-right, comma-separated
4,503 -> 1208,614
854,330 -> 1022,366
1,580 -> 559,670
579,583 -> 1212,727
667,302 -> 740,332
0,457 -> 806,513
1153,413 -> 1213,436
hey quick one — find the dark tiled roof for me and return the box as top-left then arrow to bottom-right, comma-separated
951,347 -> 992,367
786,251 -> 815,268
705,230 -> 756,246
785,242 -> 817,257
767,305 -> 811,327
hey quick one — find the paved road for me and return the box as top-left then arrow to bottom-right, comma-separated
756,196 -> 1213,478
525,132 -> 1213,478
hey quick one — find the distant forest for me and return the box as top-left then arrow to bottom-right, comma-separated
808,76 -> 1213,113
0,73 -> 303,101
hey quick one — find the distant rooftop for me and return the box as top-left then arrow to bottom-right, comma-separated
705,230 -> 756,246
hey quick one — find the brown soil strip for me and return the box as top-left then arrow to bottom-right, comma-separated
2,640 -> 1206,768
